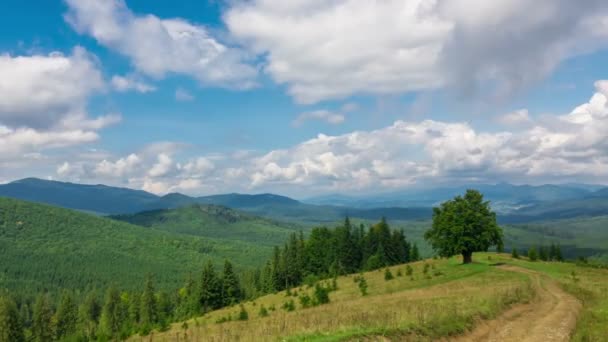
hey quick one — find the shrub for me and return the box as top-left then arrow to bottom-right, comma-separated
258,305 -> 269,317
384,268 -> 394,281
299,294 -> 312,308
358,276 -> 368,296
303,274 -> 320,288
423,263 -> 430,275
396,269 -> 403,277
511,248 -> 519,259
313,283 -> 330,305
405,265 -> 413,276
237,305 -> 249,321
282,300 -> 295,312
528,247 -> 538,261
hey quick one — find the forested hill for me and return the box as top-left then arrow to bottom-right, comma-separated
110,204 -> 299,247
0,197 -> 280,296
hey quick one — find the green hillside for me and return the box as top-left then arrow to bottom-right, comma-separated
111,204 -> 300,247
0,198 -> 275,296
141,253 -> 608,341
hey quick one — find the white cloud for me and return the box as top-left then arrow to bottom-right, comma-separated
292,110 -> 345,127
0,47 -> 104,128
42,81 -> 608,196
111,74 -> 156,93
497,109 -> 532,126
65,0 -> 257,88
225,0 -> 608,103
148,153 -> 174,177
94,153 -> 141,178
175,88 -> 194,102
0,125 -> 99,158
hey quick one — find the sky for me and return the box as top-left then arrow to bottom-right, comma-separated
2,0 -> 608,198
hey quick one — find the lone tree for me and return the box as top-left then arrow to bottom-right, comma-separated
424,189 -> 503,264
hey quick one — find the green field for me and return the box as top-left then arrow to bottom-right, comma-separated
142,253 -> 608,341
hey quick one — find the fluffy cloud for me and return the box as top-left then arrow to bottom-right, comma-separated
47,81 -> 608,196
65,0 -> 257,88
498,109 -> 532,126
0,47 -> 104,128
0,126 -> 99,157
111,74 -> 156,93
225,0 -> 608,103
292,110 -> 345,127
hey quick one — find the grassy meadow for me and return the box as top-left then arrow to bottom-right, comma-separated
136,254 -> 541,341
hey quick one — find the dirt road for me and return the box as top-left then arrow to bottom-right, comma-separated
449,265 -> 581,342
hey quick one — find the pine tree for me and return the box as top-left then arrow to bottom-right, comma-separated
199,261 -> 221,312
555,244 -> 564,262
0,295 -> 25,342
539,246 -> 548,261
55,291 -> 78,340
99,286 -> 123,339
221,260 -> 242,306
528,247 -> 538,261
511,247 -> 519,259
78,292 -> 100,340
140,274 -> 158,329
410,243 -> 420,261
32,293 -> 54,342
128,292 -> 140,329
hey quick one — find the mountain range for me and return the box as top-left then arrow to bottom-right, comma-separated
1,178 -> 608,223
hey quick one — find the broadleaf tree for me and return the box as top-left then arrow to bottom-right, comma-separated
424,189 -> 503,264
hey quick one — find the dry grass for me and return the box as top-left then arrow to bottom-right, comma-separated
131,256 -> 535,342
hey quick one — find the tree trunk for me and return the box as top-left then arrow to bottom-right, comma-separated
462,251 -> 473,264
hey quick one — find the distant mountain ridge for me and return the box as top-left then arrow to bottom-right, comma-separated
1,178 -> 607,223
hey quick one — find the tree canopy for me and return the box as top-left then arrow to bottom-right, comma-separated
424,189 -> 503,264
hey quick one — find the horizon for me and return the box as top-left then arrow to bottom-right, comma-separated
2,1 -> 608,197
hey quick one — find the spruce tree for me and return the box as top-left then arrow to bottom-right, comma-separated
78,292 -> 100,341
511,247 -> 519,259
32,293 -> 54,342
410,243 -> 420,262
222,260 -> 242,306
528,247 -> 538,261
140,274 -> 158,329
555,244 -> 564,262
539,246 -> 548,261
99,287 -> 123,339
55,291 -> 78,340
199,261 -> 221,312
0,295 -> 25,342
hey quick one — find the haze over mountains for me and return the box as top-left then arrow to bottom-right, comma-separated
1,178 -> 607,223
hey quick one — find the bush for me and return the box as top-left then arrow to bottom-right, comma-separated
396,269 -> 403,277
528,247 -> 538,261
423,263 -> 430,275
358,276 -> 368,296
313,284 -> 330,305
258,305 -> 269,317
303,274 -> 320,288
282,300 -> 295,312
215,315 -> 231,324
511,248 -> 519,259
384,268 -> 394,281
405,265 -> 413,276
237,305 -> 249,321
299,294 -> 312,308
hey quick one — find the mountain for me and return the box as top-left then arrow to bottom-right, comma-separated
111,204 -> 299,247
0,197 -> 281,295
0,178 -> 432,222
0,178 -> 159,214
305,183 -> 594,212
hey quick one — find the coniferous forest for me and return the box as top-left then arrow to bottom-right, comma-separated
0,217 -> 417,341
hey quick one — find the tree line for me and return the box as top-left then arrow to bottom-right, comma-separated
0,217 -> 417,341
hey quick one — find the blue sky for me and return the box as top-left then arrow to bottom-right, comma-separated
2,1 -> 608,197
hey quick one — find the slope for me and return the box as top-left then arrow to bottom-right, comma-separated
0,197 -> 275,296
111,204 -> 300,247
137,253 -> 608,342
